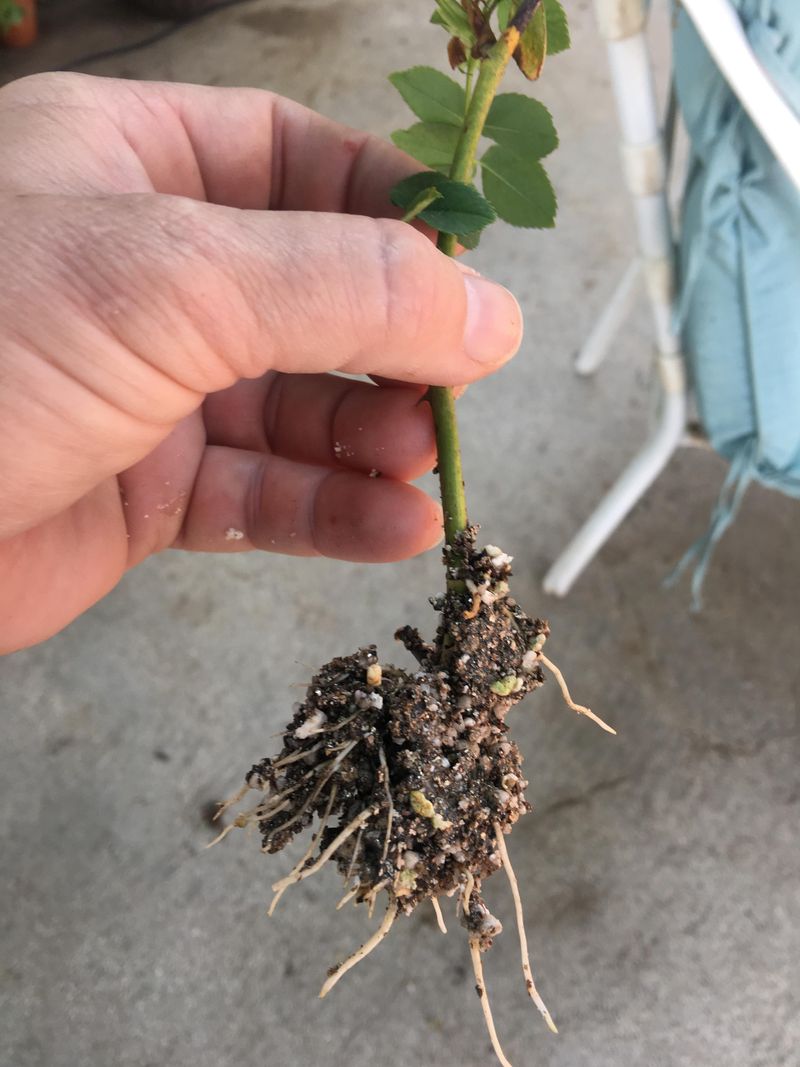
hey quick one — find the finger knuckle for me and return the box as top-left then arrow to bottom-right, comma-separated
372,219 -> 460,361
0,71 -> 93,111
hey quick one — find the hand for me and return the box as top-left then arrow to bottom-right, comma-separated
0,73 -> 522,654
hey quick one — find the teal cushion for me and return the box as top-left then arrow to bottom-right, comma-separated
669,0 -> 800,603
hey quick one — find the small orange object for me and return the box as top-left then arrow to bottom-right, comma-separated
3,0 -> 37,47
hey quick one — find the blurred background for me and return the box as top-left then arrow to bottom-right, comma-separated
1,3 -> 799,1066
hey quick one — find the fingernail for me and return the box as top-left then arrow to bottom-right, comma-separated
462,274 -> 523,365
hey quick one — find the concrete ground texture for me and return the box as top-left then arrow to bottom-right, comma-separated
1,3 -> 799,1066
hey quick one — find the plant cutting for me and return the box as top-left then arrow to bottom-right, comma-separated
214,3 -> 614,1064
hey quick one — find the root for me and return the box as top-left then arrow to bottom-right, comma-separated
206,789 -> 300,849
204,819 -> 244,849
461,869 -> 475,916
272,741 -> 322,769
262,739 -> 360,848
270,806 -> 375,900
319,709 -> 364,734
431,897 -> 448,934
539,654 -> 616,735
469,938 -> 513,1067
213,781 -> 254,823
463,592 -> 482,620
494,823 -> 558,1035
378,745 -> 394,864
319,901 -> 398,999
268,785 -> 338,917
344,826 -> 363,883
336,883 -> 360,910
366,879 -> 389,919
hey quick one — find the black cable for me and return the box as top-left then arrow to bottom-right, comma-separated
59,0 -> 253,72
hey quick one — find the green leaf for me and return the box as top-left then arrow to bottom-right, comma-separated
391,122 -> 461,172
457,229 -> 482,251
389,67 -> 466,126
390,172 -> 496,237
484,94 -> 558,161
480,146 -> 557,228
514,3 -> 547,80
430,0 -> 476,45
545,0 -> 570,55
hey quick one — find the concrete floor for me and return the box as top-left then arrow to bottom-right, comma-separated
2,3 -> 799,1066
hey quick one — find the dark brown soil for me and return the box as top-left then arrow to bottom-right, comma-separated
226,529 -> 549,945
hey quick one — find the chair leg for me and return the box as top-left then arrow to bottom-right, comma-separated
574,258 -> 641,377
544,0 -> 686,595
543,355 -> 686,597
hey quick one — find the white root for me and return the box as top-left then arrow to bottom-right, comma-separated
336,883 -> 360,910
494,823 -> 558,1035
213,781 -> 253,823
268,785 -> 339,917
431,897 -> 448,934
206,790 -> 296,849
366,879 -> 389,920
270,806 -> 375,897
319,901 -> 398,999
538,654 -> 616,735
204,819 -> 244,849
262,739 -> 359,848
345,826 -> 363,883
378,745 -> 394,864
469,938 -> 513,1067
318,709 -> 363,734
272,741 -> 323,769
460,869 -> 475,916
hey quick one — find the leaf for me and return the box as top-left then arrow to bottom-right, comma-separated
480,145 -> 557,228
513,3 -> 547,80
390,171 -> 496,236
389,67 -> 466,127
484,94 -> 558,161
447,35 -> 468,70
457,229 -> 482,251
430,0 -> 476,45
391,123 -> 461,172
544,0 -> 570,55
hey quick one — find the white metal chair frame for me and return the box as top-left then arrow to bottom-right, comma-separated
543,0 -> 800,597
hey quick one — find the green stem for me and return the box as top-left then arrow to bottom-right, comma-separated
428,379 -> 467,550
463,54 -> 476,112
429,21 -> 528,562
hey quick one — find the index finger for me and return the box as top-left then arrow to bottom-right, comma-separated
1,73 -> 434,222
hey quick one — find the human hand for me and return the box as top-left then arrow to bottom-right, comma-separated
0,74 -> 522,654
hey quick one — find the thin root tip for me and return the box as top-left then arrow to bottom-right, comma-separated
581,707 -> 617,735
545,1015 -> 559,1035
